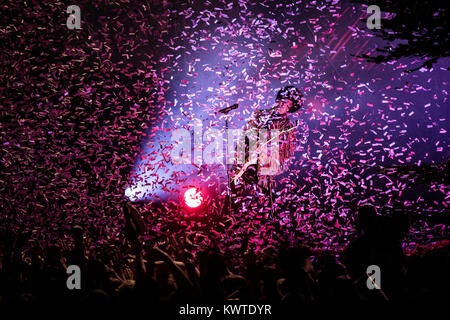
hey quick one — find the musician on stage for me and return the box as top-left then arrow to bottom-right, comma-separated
233,86 -> 303,184
231,86 -> 304,216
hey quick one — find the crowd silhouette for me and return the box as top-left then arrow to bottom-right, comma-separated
1,204 -> 449,305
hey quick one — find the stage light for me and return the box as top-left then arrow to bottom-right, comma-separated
184,187 -> 203,208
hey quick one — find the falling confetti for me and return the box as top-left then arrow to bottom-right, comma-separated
0,0 -> 448,251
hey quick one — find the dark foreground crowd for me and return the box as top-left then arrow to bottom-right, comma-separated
0,205 -> 449,306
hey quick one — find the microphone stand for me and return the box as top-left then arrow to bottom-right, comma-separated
218,103 -> 238,216
263,115 -> 276,220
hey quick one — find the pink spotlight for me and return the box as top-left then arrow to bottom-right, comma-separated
184,187 -> 203,208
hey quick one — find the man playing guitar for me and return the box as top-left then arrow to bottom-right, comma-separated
231,86 -> 304,216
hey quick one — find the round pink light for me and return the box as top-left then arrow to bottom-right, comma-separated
184,188 -> 203,208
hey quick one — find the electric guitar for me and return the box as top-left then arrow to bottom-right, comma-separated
232,124 -> 298,184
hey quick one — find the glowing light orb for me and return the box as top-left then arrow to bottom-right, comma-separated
184,188 -> 203,208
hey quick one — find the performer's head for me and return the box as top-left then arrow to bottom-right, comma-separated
275,86 -> 303,114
